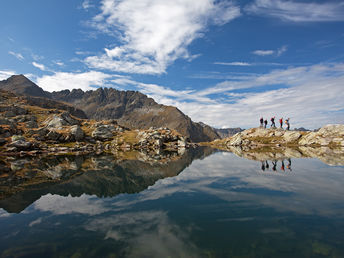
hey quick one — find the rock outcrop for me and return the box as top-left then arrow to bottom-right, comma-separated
298,124 -> 344,146
0,90 -> 194,156
208,125 -> 344,148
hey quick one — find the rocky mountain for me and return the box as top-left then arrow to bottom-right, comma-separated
0,74 -> 50,98
215,127 -> 243,138
0,75 -> 220,142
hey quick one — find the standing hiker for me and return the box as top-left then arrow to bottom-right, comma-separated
264,119 -> 268,129
279,118 -> 283,128
285,118 -> 290,130
271,117 -> 276,128
260,117 -> 264,128
287,158 -> 292,171
281,160 -> 285,171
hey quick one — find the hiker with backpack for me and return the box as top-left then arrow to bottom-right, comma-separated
271,117 -> 276,128
285,118 -> 290,130
260,117 -> 264,128
279,118 -> 283,128
264,119 -> 268,128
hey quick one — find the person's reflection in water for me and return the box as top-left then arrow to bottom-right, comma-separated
265,160 -> 269,170
272,160 -> 277,171
281,160 -> 285,172
287,158 -> 292,171
261,161 -> 266,171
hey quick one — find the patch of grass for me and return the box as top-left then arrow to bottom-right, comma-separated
248,136 -> 283,144
121,131 -> 139,145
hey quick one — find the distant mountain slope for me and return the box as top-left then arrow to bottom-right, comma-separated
215,127 -> 243,138
50,87 -> 220,142
198,122 -> 243,139
0,75 -> 220,142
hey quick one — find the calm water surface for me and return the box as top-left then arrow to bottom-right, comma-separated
0,148 -> 343,257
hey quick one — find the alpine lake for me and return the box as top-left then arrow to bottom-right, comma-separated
0,146 -> 343,258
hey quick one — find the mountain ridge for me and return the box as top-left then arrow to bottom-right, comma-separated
0,75 -> 220,142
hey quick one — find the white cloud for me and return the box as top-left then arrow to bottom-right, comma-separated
214,62 -> 252,66
0,70 -> 16,80
36,71 -> 113,92
85,0 -> 241,74
130,63 -> 344,129
53,61 -> 64,66
34,194 -> 109,215
85,210 -> 199,257
246,0 -> 344,22
31,53 -> 44,61
252,50 -> 274,56
277,45 -> 288,56
82,0 -> 94,10
8,51 -> 24,61
32,62 -> 46,71
252,45 -> 288,57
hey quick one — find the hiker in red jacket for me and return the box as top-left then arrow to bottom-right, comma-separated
279,118 -> 283,128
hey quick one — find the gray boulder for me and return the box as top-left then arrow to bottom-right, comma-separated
8,139 -> 32,150
45,112 -> 79,129
92,125 -> 114,141
70,125 -> 84,141
283,131 -> 302,143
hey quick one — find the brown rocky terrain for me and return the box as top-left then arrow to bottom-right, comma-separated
0,75 -> 220,142
0,90 -> 191,158
206,126 -> 344,148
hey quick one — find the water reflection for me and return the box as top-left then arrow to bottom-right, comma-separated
228,145 -> 344,166
260,159 -> 292,172
0,147 -> 343,257
0,147 -> 216,213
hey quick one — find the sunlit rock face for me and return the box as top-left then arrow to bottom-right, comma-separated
221,125 -> 344,147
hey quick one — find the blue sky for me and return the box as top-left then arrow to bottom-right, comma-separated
1,0 -> 344,129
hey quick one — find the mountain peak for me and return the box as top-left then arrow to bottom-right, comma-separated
0,74 -> 50,98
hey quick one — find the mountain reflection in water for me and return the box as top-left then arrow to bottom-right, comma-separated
0,147 -> 343,257
0,147 -> 216,213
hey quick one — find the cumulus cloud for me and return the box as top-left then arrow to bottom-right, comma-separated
32,62 -> 46,71
129,63 -> 344,129
246,0 -> 344,22
85,0 -> 241,74
8,51 -> 24,61
36,71 -> 114,92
